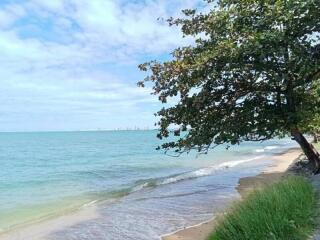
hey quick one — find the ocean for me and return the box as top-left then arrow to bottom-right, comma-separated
0,130 -> 298,239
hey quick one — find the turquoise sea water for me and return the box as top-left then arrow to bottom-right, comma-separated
0,131 -> 298,239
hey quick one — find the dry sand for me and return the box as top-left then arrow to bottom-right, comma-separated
162,147 -> 302,240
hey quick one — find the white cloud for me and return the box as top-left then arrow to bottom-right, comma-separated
0,3 -> 25,28
0,0 -> 205,131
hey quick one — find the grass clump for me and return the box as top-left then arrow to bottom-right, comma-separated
209,176 -> 318,240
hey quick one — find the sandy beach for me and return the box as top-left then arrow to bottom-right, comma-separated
0,205 -> 99,240
162,147 -> 302,240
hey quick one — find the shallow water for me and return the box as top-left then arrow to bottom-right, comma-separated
48,161 -> 270,240
0,130 -> 297,238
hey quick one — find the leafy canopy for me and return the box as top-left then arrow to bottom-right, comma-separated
139,0 -> 320,153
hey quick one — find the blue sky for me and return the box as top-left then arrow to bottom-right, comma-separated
0,0 -> 204,132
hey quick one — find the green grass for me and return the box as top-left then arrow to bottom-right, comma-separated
208,176 -> 318,240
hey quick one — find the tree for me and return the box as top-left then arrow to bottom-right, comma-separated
306,115 -> 320,143
139,0 -> 320,172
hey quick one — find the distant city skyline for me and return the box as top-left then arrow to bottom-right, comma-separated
0,0 -> 204,132
0,127 -> 156,133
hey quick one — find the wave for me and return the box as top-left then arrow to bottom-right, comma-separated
265,145 -> 280,150
131,156 -> 264,193
255,145 -> 280,153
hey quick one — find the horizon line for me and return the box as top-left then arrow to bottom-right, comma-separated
0,129 -> 158,134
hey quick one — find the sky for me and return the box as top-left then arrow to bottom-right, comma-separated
0,0 -> 204,132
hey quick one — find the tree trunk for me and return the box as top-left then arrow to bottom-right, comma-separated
291,128 -> 320,174
313,132 -> 320,143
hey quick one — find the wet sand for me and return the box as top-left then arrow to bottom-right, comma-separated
0,205 -> 99,240
162,148 -> 302,240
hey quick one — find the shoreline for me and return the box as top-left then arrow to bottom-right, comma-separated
0,147 -> 302,240
162,147 -> 302,240
0,205 -> 99,240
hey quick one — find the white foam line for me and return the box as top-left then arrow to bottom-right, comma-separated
159,156 -> 265,186
159,216 -> 216,240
